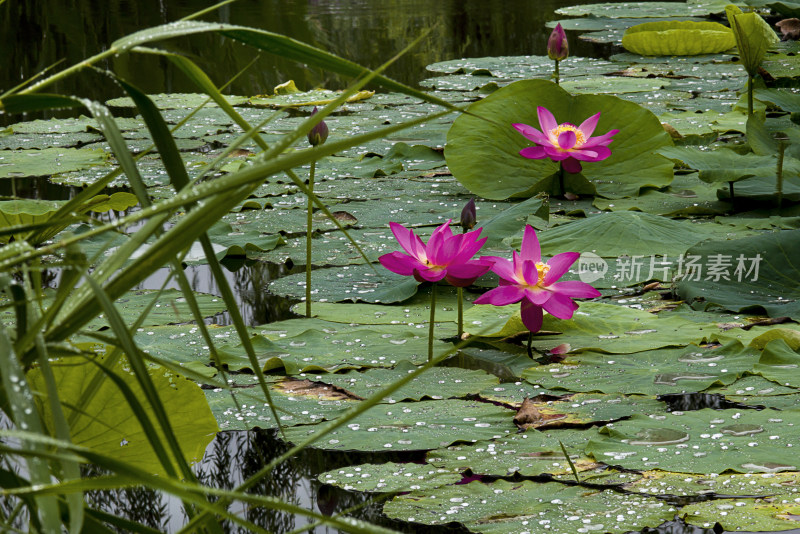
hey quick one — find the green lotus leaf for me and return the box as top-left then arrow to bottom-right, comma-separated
282,399 -> 516,452
316,363 -> 499,402
622,21 -> 735,56
684,496 -> 800,532
658,145 -> 800,184
726,5 -> 780,75
521,341 -> 756,395
629,470 -> 800,498
586,408 -> 800,473
445,79 -> 674,199
383,479 -> 675,533
676,230 -> 800,318
753,338 -> 800,387
318,462 -> 462,493
557,2 -> 714,17
0,147 -> 107,179
426,429 -> 600,478
27,356 -> 218,476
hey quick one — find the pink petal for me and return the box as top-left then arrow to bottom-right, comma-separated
473,284 -> 526,306
548,280 -> 601,299
543,252 -> 580,285
483,255 -> 517,282
543,145 -> 570,161
413,267 -> 447,283
521,259 -> 540,287
557,130 -> 577,150
581,129 -> 619,148
379,251 -> 420,276
445,261 -> 493,287
520,298 -> 544,333
577,112 -> 601,139
537,107 -> 558,133
520,225 -> 542,263
426,222 -> 451,265
433,232 -> 464,266
389,222 -> 425,259
513,123 -> 549,145
520,146 -> 548,160
451,232 -> 487,264
569,148 -> 602,162
524,286 -> 552,306
561,157 -> 582,174
542,291 -> 578,320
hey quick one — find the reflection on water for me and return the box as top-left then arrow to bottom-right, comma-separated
1,0 -> 615,126
83,429 -> 437,533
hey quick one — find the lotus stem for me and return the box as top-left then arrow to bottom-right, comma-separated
747,73 -> 754,117
554,59 -> 560,85
527,331 -> 533,358
777,138 -> 786,208
305,160 -> 316,317
558,164 -> 566,198
728,181 -> 735,204
457,286 -> 464,338
428,284 -> 437,362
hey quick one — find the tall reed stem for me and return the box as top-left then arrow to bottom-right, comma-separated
457,286 -> 464,338
305,161 -> 316,317
428,284 -> 437,362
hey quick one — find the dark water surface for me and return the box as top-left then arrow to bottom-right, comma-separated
1,0 -> 616,125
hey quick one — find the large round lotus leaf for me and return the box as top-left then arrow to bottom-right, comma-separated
426,429 -> 600,477
281,399 -> 516,452
267,263 -> 420,304
0,131 -> 102,150
522,342 -> 756,395
676,230 -> 800,318
106,93 -> 248,109
217,326 -> 442,374
27,356 -> 217,476
529,210 -> 721,258
704,374 -> 799,397
622,21 -> 735,56
477,381 -> 565,404
560,76 -> 671,95
317,363 -> 499,402
205,382 -> 353,431
683,496 -> 800,532
382,479 -> 675,533
629,470 -> 800,499
445,80 -> 674,199
754,338 -> 800,387
425,56 -> 615,78
556,2 -> 714,17
0,147 -> 107,178
467,301 -> 741,353
531,393 -> 665,426
592,186 -> 729,217
318,462 -> 462,493
586,408 -> 800,474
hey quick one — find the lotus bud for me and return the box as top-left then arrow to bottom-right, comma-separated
307,106 -> 329,146
460,198 -> 477,232
547,23 -> 569,61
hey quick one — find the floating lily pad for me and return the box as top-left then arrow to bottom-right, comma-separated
426,429 -> 600,478
676,230 -> 800,318
267,263 -> 420,303
205,381 -> 352,431
383,479 -> 675,533
659,145 -> 799,184
521,342 -> 755,395
622,21 -> 735,56
704,374 -> 800,397
754,338 -> 800,387
560,77 -> 671,95
556,2 -> 714,17
0,147 -> 107,178
445,79 -> 674,199
316,363 -> 499,403
282,399 -> 516,452
628,469 -> 800,498
216,325 -> 446,374
318,462 -> 462,493
586,408 -> 800,474
683,496 -> 800,532
106,93 -> 249,110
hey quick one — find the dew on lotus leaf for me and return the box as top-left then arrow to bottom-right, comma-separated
629,427 -> 690,446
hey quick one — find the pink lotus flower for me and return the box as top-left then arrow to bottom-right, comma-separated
513,107 -> 619,174
379,221 -> 492,287
474,225 -> 600,333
